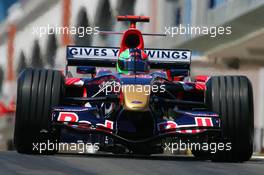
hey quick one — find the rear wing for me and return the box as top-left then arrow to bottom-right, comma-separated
66,46 -> 191,69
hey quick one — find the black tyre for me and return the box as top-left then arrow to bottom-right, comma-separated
206,76 -> 253,162
14,68 -> 65,154
192,150 -> 211,160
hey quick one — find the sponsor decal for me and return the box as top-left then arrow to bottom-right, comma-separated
144,50 -> 189,60
67,46 -> 191,62
57,112 -> 79,122
157,117 -> 214,132
131,100 -> 143,104
96,120 -> 114,130
195,117 -> 213,127
68,47 -> 119,59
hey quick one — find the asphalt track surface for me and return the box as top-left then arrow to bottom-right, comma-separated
0,151 -> 264,175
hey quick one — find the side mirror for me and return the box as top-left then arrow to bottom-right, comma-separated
170,69 -> 189,77
76,66 -> 96,75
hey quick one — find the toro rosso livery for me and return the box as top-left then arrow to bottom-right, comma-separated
14,16 -> 253,162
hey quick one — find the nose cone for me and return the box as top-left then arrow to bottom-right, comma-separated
122,85 -> 150,111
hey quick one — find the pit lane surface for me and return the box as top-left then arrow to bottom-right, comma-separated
0,151 -> 263,175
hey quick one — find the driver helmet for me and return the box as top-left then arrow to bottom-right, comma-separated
117,48 -> 149,74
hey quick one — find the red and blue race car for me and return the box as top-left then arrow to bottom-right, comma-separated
14,16 -> 253,162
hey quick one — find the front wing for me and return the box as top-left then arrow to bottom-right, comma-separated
51,106 -> 221,144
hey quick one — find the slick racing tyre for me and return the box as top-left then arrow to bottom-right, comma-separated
206,76 -> 253,162
14,68 -> 65,154
192,150 -> 211,160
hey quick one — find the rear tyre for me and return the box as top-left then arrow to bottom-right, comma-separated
14,68 -> 65,154
206,76 -> 253,162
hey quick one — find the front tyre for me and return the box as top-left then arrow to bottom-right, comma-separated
206,76 -> 254,162
14,68 -> 65,154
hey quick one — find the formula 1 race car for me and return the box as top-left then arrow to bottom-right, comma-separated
14,16 -> 253,162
